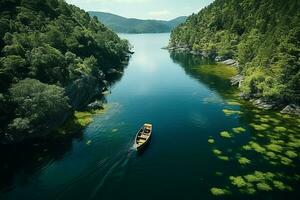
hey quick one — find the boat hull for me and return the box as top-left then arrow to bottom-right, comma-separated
135,124 -> 152,151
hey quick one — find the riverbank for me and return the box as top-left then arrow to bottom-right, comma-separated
166,46 -> 300,116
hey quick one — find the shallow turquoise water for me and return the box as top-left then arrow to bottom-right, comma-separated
0,33 -> 299,200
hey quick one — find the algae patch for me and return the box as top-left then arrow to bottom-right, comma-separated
238,157 -> 251,165
210,187 -> 231,196
229,176 -> 247,188
208,138 -> 215,144
220,131 -> 232,138
223,109 -> 243,116
232,127 -> 246,134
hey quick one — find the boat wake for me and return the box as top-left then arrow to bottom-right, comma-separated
55,140 -> 136,200
88,143 -> 136,199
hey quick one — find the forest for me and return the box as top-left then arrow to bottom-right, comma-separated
0,0 -> 130,143
89,11 -> 187,34
170,0 -> 300,105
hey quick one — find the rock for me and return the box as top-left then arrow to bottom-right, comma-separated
87,101 -> 103,110
66,76 -> 102,110
281,104 -> 300,116
190,50 -> 202,56
215,56 -> 226,62
231,75 -> 244,87
239,92 -> 251,100
221,59 -> 237,66
252,99 -> 277,110
107,68 -> 121,75
201,51 -> 209,57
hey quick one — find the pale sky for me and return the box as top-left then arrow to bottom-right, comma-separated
65,0 -> 215,20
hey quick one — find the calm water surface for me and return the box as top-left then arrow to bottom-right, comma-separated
1,33 -> 299,200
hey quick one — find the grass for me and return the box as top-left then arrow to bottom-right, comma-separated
74,111 -> 94,127
59,105 -> 109,134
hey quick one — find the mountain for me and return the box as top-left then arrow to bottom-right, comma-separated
170,0 -> 300,105
0,0 -> 129,142
89,11 -> 187,33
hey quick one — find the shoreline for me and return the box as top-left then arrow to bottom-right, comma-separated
166,47 -> 300,116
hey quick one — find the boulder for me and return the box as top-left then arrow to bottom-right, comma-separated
222,59 -> 237,66
251,99 -> 277,110
231,75 -> 244,87
215,56 -> 226,62
87,101 -> 103,110
281,104 -> 300,116
107,68 -> 122,75
66,76 -> 103,110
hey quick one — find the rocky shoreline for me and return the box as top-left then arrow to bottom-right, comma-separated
166,46 -> 300,116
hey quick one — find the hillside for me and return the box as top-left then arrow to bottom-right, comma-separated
0,0 -> 130,143
170,0 -> 300,106
89,11 -> 187,33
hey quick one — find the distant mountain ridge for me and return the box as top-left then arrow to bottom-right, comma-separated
89,11 -> 187,33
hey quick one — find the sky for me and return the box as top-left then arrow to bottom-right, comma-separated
65,0 -> 215,20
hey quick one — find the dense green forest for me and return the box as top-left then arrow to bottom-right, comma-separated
170,0 -> 300,105
89,11 -> 187,34
0,0 -> 130,143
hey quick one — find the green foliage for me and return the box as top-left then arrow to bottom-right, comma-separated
89,11 -> 187,33
0,0 -> 129,140
9,79 -> 70,133
170,0 -> 300,103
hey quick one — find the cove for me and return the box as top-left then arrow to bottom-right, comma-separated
0,33 -> 299,200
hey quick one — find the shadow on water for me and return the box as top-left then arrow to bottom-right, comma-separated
0,59 -> 131,195
136,136 -> 152,156
169,51 -> 238,99
0,133 -> 83,193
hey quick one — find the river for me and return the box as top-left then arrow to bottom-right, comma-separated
0,33 -> 299,200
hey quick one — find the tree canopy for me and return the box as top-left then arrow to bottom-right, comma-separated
0,0 -> 130,141
170,0 -> 300,104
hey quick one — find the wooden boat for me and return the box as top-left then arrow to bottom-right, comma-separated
135,124 -> 152,150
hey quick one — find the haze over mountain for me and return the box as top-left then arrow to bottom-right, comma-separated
89,11 -> 187,33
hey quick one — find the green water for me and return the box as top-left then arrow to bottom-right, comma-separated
1,33 -> 299,200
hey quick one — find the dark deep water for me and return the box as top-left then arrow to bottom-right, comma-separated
0,33 -> 299,200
